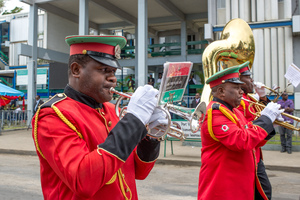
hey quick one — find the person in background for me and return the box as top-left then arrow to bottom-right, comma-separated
127,75 -> 135,92
188,74 -> 197,94
198,64 -> 283,200
155,73 -> 163,89
148,74 -> 155,86
34,95 -> 44,114
32,35 -> 167,200
191,93 -> 200,108
277,92 -> 294,154
157,73 -> 162,84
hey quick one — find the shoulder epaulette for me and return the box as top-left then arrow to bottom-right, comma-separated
40,93 -> 67,109
212,103 -> 220,110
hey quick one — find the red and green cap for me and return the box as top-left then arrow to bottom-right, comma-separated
206,65 -> 244,88
65,35 -> 127,69
238,61 -> 251,76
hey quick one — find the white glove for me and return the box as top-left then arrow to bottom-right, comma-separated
252,93 -> 260,101
254,82 -> 266,97
261,102 -> 284,123
148,108 -> 168,129
276,114 -> 284,122
127,85 -> 158,125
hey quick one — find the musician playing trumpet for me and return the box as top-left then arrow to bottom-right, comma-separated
198,64 -> 283,200
237,61 -> 281,200
32,35 -> 168,200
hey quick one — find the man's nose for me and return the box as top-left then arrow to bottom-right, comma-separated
107,75 -> 117,83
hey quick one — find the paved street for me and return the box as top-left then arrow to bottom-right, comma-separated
0,154 -> 300,200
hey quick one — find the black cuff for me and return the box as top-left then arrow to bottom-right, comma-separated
253,115 -> 275,140
98,113 -> 147,161
137,136 -> 160,162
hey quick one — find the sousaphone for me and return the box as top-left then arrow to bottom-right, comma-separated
201,18 -> 255,104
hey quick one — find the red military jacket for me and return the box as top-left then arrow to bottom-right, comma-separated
237,93 -> 263,163
32,90 -> 157,200
198,98 -> 274,200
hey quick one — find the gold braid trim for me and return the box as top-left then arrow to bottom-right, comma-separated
207,108 -> 219,142
207,105 -> 238,142
105,173 -> 117,185
240,100 -> 246,117
117,169 -> 132,200
219,106 -> 238,124
34,107 -> 45,159
52,105 -> 83,139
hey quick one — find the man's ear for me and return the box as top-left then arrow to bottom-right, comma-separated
217,85 -> 225,97
70,62 -> 82,78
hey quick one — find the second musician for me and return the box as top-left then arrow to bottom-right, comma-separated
237,61 -> 272,200
198,65 -> 283,200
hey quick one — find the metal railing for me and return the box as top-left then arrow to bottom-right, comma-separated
0,110 -> 31,131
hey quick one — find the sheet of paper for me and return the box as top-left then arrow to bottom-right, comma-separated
284,63 -> 300,87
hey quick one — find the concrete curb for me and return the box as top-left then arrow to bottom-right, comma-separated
1,148 -> 300,174
0,149 -> 37,156
155,159 -> 300,174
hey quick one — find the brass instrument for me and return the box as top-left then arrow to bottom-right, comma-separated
111,87 -> 206,141
110,87 -> 185,141
201,18 -> 255,105
242,97 -> 300,131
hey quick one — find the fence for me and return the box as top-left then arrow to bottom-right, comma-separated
0,110 -> 31,131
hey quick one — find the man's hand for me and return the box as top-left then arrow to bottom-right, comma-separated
261,102 -> 284,123
127,85 -> 158,125
254,82 -> 266,97
148,108 -> 168,129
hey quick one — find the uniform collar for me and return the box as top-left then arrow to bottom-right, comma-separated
64,85 -> 103,109
212,97 -> 234,111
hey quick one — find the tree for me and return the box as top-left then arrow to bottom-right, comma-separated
0,0 -> 5,10
2,6 -> 23,15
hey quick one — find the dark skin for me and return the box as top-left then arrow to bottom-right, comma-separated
240,75 -> 268,101
68,59 -> 117,104
281,93 -> 294,113
239,75 -> 253,94
213,82 -> 244,108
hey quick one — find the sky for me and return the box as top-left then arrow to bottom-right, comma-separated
2,0 -> 29,13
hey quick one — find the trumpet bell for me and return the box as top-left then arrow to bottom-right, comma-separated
190,102 -> 206,133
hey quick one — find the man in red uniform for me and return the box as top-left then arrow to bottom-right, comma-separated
237,61 -> 275,200
198,64 -> 283,200
32,35 -> 167,200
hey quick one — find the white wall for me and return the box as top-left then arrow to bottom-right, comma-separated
46,12 -> 78,54
10,16 -> 29,42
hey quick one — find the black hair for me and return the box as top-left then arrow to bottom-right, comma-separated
68,54 -> 93,75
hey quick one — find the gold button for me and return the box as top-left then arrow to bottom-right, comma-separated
122,174 -> 125,178
101,112 -> 105,116
108,121 -> 112,127
126,188 -> 129,192
82,49 -> 87,54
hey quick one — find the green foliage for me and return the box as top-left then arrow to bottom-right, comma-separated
0,0 -> 5,9
2,6 -> 23,15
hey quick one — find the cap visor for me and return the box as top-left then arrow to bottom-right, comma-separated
227,79 -> 245,84
89,55 -> 121,69
240,71 -> 252,76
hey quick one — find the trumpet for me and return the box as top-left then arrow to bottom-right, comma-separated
110,87 -> 186,141
241,97 -> 300,131
255,82 -> 292,103
164,102 -> 206,133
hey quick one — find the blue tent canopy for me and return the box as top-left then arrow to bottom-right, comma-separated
0,83 -> 24,97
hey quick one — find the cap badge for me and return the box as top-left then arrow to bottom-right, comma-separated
114,44 -> 121,59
